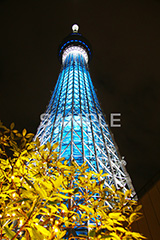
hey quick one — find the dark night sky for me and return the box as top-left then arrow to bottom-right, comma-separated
0,0 -> 160,194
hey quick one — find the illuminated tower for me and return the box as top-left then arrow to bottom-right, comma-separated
35,24 -> 135,193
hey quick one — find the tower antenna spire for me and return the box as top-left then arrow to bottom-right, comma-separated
72,24 -> 79,33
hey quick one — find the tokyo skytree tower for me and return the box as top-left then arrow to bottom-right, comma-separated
35,24 -> 135,193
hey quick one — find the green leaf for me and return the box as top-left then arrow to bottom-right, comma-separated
4,226 -> 17,239
100,235 -> 114,239
74,187 -> 80,194
89,229 -> 96,237
24,177 -> 34,189
31,227 -> 44,240
17,198 -> 31,203
48,200 -> 59,205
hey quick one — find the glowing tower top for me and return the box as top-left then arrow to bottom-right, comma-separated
58,24 -> 92,64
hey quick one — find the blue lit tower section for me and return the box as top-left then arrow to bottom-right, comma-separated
35,24 -> 135,193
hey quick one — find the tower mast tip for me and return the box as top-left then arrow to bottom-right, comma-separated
72,24 -> 79,33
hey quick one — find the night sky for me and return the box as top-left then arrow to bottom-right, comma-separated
0,0 -> 160,194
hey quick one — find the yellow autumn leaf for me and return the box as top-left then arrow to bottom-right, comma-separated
48,205 -> 57,213
26,133 -> 34,139
46,142 -> 51,150
134,204 -> 142,212
59,230 -> 67,238
60,203 -> 69,212
101,173 -> 108,178
125,189 -> 132,198
25,227 -> 34,238
15,158 -> 21,168
16,133 -> 22,137
31,227 -> 44,240
54,175 -> 63,188
115,227 -> 127,233
129,213 -> 138,223
126,231 -> 147,239
4,226 -> 18,240
34,182 -> 47,198
0,123 -> 145,239
105,225 -> 114,231
40,180 -> 53,191
10,122 -> 15,130
22,129 -> 27,136
35,224 -> 50,237
52,142 -> 59,150
40,207 -> 49,214
131,232 -> 147,239
61,188 -> 74,193
88,224 -> 96,228
109,232 -> 121,240
79,204 -> 94,214
109,212 -> 121,219
54,193 -> 71,199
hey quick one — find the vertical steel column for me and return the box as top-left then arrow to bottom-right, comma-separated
59,55 -> 72,157
49,58 -> 68,144
85,62 -> 117,188
80,55 -> 100,172
36,70 -> 64,143
77,55 -> 85,163
70,54 -> 75,163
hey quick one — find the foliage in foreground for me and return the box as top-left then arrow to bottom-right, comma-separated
0,122 -> 146,240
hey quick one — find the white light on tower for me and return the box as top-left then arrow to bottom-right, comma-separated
72,24 -> 79,33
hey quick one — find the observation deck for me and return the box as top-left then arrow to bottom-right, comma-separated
58,24 -> 92,64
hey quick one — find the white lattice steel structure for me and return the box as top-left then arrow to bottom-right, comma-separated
35,24 -> 135,194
